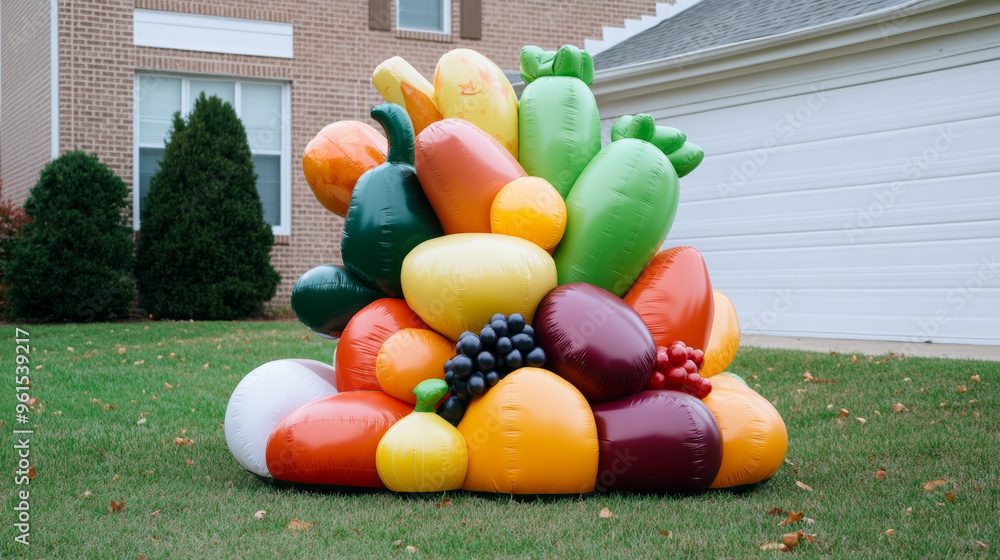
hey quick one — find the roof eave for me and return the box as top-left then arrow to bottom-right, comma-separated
590,0 -> 988,99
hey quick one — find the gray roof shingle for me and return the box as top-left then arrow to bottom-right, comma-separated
593,0 -> 914,70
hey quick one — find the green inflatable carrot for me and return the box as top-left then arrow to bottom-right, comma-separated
553,114 -> 683,296
341,103 -> 443,297
518,45 -> 601,199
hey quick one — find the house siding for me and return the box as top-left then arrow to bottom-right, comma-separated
0,0 -> 53,204
8,0 -> 659,308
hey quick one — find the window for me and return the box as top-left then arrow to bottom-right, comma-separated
397,0 -> 451,34
133,73 -> 292,235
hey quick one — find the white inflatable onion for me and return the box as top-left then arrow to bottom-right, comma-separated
224,359 -> 337,478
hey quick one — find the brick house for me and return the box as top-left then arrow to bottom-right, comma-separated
0,0 -> 664,308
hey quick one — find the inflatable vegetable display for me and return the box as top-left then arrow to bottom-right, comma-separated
226,45 -> 788,498
341,104 -> 443,297
553,113 -> 681,296
518,45 -> 601,198
376,379 -> 468,492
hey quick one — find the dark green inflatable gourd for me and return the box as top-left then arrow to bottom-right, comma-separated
518,45 -> 601,199
341,103 -> 444,297
290,264 -> 383,337
553,114 -> 685,297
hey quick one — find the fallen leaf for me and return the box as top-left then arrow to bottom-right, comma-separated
803,517 -> 816,525
945,492 -> 956,502
782,531 -> 804,549
185,459 -> 194,466
150,510 -> 161,519
253,510 -> 266,520
976,541 -> 988,549
767,507 -> 785,516
82,490 -> 93,498
922,479 -> 947,490
137,418 -> 147,425
795,481 -> 813,492
174,437 -> 193,447
840,408 -> 850,418
660,530 -> 672,537
169,352 -> 176,358
599,507 -> 616,518
876,468 -> 887,479
885,529 -> 896,536
26,397 -> 39,406
578,503 -> 586,510
759,542 -> 788,551
436,498 -> 452,509
67,346 -> 74,352
287,518 -> 312,532
109,497 -> 125,514
778,511 -> 804,527
406,545 -> 418,553
112,474 -> 120,481
957,386 -> 968,393
203,363 -> 210,370
970,375 -> 981,383
892,403 -> 909,413
164,382 -> 174,390
133,360 -> 145,365
856,417 -> 867,424
117,346 -> 127,355
353,527 -> 360,535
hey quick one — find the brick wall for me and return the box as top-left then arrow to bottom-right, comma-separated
35,0 -> 660,309
0,0 -> 53,204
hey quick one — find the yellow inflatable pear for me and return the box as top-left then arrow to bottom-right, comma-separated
376,379 -> 468,492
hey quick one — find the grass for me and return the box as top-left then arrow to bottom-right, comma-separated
1,320 -> 997,559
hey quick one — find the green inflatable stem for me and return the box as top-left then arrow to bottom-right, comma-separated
519,45 -> 595,85
625,114 -> 656,143
611,114 -> 701,175
370,103 -> 415,166
413,379 -> 449,412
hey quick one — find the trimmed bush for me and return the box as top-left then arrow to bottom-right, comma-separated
136,93 -> 280,320
0,197 -> 32,318
7,151 -> 134,321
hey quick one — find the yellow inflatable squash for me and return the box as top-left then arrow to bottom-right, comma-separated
400,233 -> 557,341
458,367 -> 598,494
702,386 -> 787,488
701,290 -> 741,377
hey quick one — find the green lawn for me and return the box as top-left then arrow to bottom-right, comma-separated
1,320 -> 997,559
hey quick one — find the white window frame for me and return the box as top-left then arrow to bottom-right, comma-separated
132,72 -> 292,236
396,0 -> 451,34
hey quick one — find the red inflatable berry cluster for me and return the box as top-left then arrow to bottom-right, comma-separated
648,341 -> 711,399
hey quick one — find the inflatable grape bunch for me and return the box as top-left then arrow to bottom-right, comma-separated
225,46 -> 787,495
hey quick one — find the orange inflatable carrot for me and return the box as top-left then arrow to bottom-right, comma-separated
265,391 -> 412,487
415,119 -> 526,234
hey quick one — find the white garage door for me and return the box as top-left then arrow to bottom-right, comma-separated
630,56 -> 1000,345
